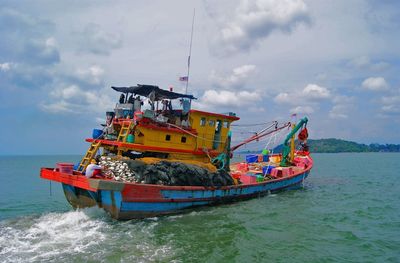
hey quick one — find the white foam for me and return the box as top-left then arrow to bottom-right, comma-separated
0,208 -> 179,262
0,208 -> 109,262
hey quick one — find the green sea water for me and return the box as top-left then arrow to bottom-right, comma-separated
0,153 -> 399,262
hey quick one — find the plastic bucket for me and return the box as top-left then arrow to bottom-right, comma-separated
127,134 -> 135,143
56,163 -> 74,174
246,154 -> 258,163
256,174 -> 264,182
262,165 -> 275,175
92,129 -> 103,139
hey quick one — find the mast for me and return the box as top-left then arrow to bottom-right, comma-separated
185,8 -> 195,94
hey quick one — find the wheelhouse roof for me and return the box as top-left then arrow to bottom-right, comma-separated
111,84 -> 196,101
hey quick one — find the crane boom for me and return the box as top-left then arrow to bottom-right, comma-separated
280,117 -> 308,166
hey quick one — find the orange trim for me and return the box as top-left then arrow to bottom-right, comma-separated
85,138 -> 216,156
189,110 -> 240,121
40,168 -> 97,191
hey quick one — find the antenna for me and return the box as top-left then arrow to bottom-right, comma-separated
185,8 -> 195,94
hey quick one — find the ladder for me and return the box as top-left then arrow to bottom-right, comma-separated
117,121 -> 132,142
76,141 -> 101,172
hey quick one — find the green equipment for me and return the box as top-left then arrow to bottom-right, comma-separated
280,117 -> 308,167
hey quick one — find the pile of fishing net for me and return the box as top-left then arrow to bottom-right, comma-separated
100,157 -> 234,187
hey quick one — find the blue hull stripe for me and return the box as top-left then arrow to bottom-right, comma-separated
62,172 -> 309,216
100,190 -> 122,210
160,172 -> 308,200
121,201 -> 209,212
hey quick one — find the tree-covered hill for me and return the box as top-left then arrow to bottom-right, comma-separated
308,139 -> 399,153
268,138 -> 400,153
308,138 -> 369,153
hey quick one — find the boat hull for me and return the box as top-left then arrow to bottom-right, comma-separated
57,170 -> 308,219
41,155 -> 312,220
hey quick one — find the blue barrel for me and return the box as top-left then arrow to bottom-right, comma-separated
92,129 -> 103,139
127,134 -> 135,143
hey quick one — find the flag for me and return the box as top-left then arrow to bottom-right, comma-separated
179,76 -> 188,81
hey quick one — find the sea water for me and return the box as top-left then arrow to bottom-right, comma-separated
0,153 -> 399,262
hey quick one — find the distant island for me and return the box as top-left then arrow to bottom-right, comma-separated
304,138 -> 400,153
240,138 -> 400,153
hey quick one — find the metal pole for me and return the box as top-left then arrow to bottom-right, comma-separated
185,8 -> 195,94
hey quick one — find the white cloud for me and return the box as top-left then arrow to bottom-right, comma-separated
0,9 -> 60,65
210,64 -> 256,89
40,100 -> 75,113
274,83 -> 331,105
329,104 -> 349,119
45,37 -> 57,47
43,84 -> 114,114
329,95 -> 355,119
0,62 -> 11,71
1,1 -> 400,151
302,84 -> 331,99
350,56 -> 370,68
380,93 -> 400,115
215,0 -> 310,54
24,37 -> 60,64
361,77 -> 388,91
274,83 -> 331,117
50,84 -> 81,99
290,105 -> 314,114
198,89 -> 261,108
273,92 -> 292,104
76,65 -> 105,85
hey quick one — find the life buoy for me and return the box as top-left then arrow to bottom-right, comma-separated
298,127 -> 308,141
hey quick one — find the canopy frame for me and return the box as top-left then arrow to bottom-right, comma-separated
111,84 -> 196,101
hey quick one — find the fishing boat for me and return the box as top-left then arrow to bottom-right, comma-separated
40,85 -> 313,219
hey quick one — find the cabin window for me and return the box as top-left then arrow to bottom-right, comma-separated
215,120 -> 222,133
200,117 -> 206,126
223,120 -> 229,128
165,134 -> 171,141
181,136 -> 187,143
208,120 -> 215,127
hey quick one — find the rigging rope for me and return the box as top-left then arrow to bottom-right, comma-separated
261,125 -> 289,177
162,119 -> 291,156
230,122 -> 291,152
231,121 -> 276,127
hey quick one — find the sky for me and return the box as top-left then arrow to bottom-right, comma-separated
0,0 -> 399,155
